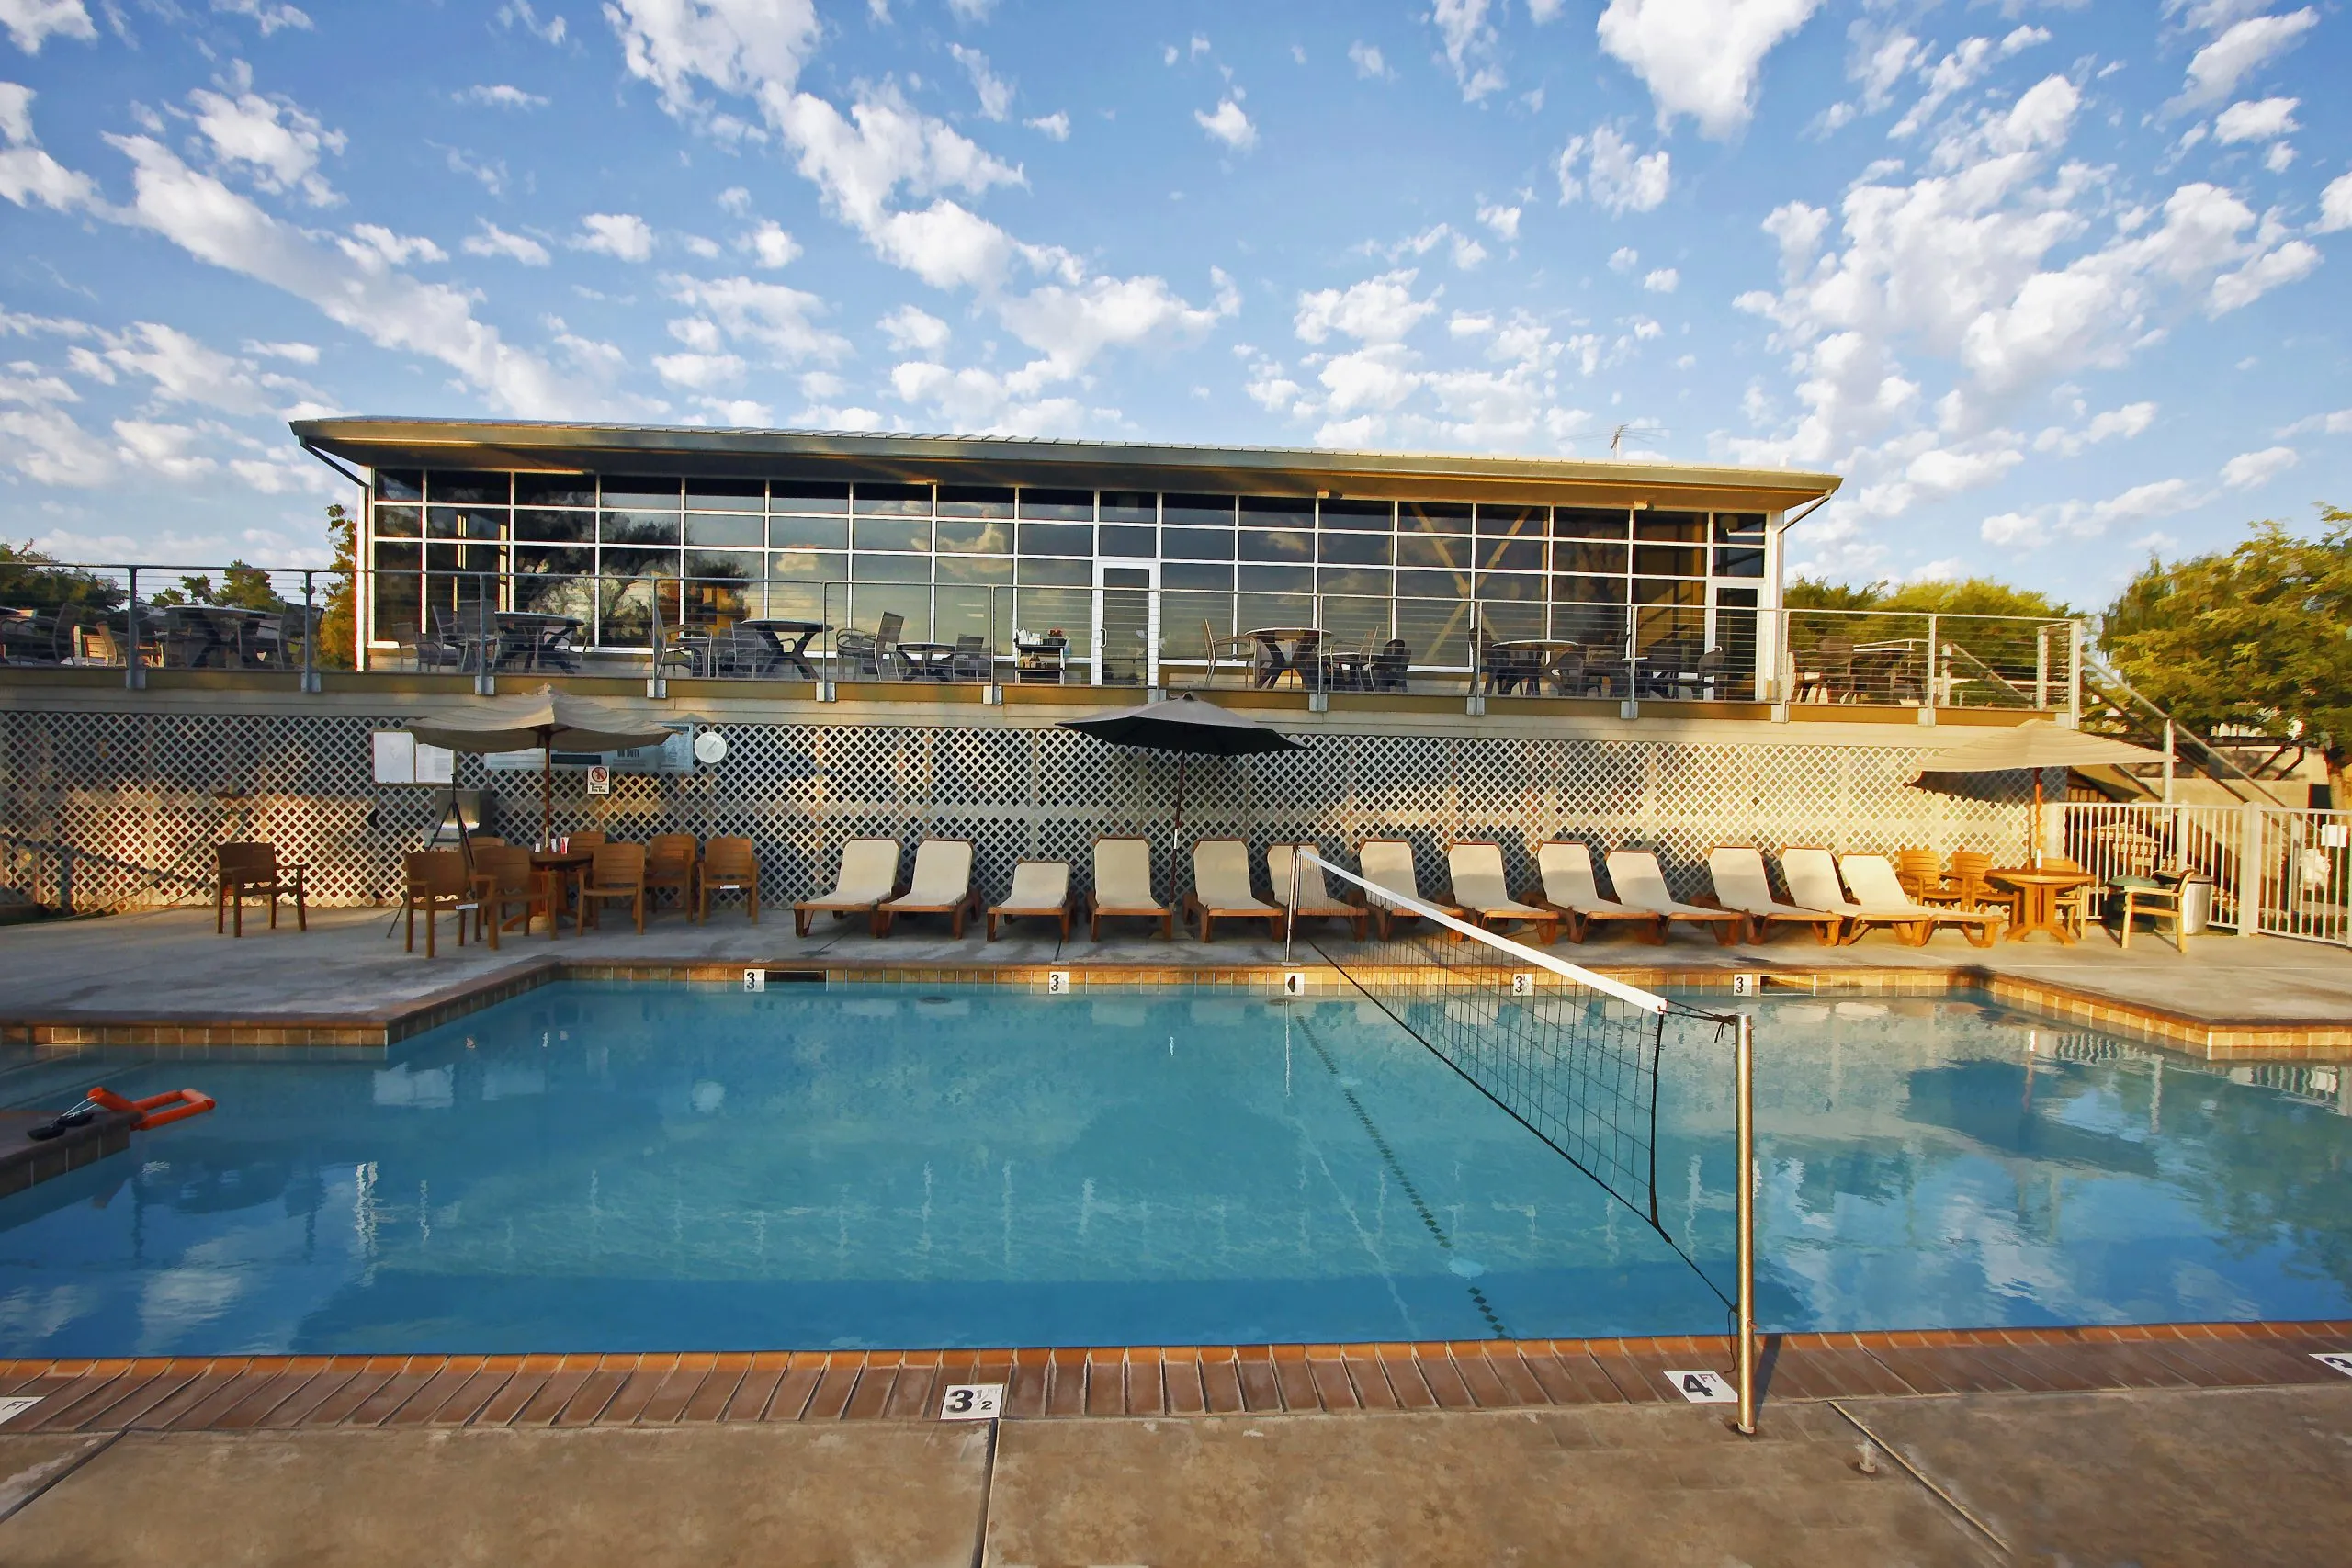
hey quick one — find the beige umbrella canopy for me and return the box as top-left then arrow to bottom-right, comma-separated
407,689 -> 675,849
1916,719 -> 2169,863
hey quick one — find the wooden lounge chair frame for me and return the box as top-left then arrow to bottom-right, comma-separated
796,838 -> 900,937
873,838 -> 983,937
1524,841 -> 1656,943
1267,844 -> 1368,941
1836,853 -> 2001,948
1604,850 -> 1747,946
1443,841 -> 1560,945
1089,836 -> 1173,940
988,859 -> 1074,941
1184,838 -> 1284,942
1701,845 -> 1842,944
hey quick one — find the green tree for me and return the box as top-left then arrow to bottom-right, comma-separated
2103,508 -> 2352,792
0,541 -> 125,614
316,502 -> 358,668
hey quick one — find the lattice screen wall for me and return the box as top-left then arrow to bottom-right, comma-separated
0,708 -> 2034,911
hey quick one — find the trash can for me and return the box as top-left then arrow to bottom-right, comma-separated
2181,876 -> 2213,935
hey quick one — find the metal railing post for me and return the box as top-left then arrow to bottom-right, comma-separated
647,579 -> 667,698
2065,620 -> 2084,727
123,566 -> 144,689
474,575 -> 495,695
301,570 -> 319,694
1923,613 -> 1938,715
1735,1011 -> 1758,1437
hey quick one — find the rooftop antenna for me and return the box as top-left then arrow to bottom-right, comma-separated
1609,422 -> 1667,457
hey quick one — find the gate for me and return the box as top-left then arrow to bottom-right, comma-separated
2062,802 -> 2351,946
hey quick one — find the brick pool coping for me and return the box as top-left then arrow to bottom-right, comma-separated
6,956 -> 2347,1059
2,1321 -> 2346,1435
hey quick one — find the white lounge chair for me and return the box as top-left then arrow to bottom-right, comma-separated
873,838 -> 981,937
1704,845 -> 1843,945
1356,839 -> 1427,939
1528,841 -> 1662,943
987,859 -> 1073,941
1445,841 -> 1559,944
1779,848 -> 1871,940
1090,836 -> 1173,940
1838,854 -> 2002,947
794,838 -> 899,937
1604,850 -> 1746,946
1267,844 -> 1368,941
1186,838 -> 1283,942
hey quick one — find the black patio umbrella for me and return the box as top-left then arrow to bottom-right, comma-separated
1060,693 -> 1303,840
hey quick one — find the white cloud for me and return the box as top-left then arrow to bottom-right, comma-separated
1608,245 -> 1638,272
946,0 -> 994,19
2321,174 -> 2352,233
665,273 -> 847,363
2172,9 -> 2318,112
1999,26 -> 2050,55
650,348 -> 745,389
603,0 -> 820,118
1295,270 -> 1437,345
1195,97 -> 1255,152
879,303 -> 949,354
573,211 -> 655,262
243,338 -> 317,363
1642,267 -> 1679,292
1348,41 -> 1393,81
743,220 -> 798,267
1890,37 -> 1995,140
1596,0 -> 1826,139
1529,0 -> 1566,19
2279,408 -> 2352,436
114,418 -> 218,479
2034,400 -> 2156,454
2210,238 -> 2318,312
682,233 -> 721,258
0,81 -> 28,146
187,84 -> 346,207
463,220 -> 551,265
462,84 -> 549,110
0,0 -> 95,53
1025,110 -> 1069,141
717,186 -> 752,215
213,0 -> 311,34
1431,0 -> 1505,101
1476,201 -> 1520,242
103,321 -> 304,414
1556,124 -> 1671,214
2221,445 -> 2297,488
949,43 -> 1012,121
338,224 -> 445,268
498,1 -> 567,45
2213,96 -> 2299,143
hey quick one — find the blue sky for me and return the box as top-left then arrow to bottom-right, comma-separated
0,0 -> 2346,607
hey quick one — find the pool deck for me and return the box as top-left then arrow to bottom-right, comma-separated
2,902 -> 2346,1057
2,1323 -> 2348,1564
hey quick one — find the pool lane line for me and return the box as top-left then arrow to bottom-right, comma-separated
1826,1400 -> 2010,1557
1290,1012 -> 1512,1340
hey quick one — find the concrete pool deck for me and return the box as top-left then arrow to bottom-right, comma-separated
2,902 -> 2346,1057
3,1330 -> 2349,1565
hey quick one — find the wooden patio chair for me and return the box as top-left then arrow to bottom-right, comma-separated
1605,850 -> 1746,946
2113,864 -> 2194,953
644,832 -> 698,919
215,840 -> 307,937
695,836 -> 761,924
874,838 -> 982,937
580,842 -> 650,934
1893,847 -> 1946,902
1702,845 -> 1841,945
1089,837 -> 1172,940
988,860 -> 1073,941
1266,844 -> 1367,940
1444,841 -> 1559,944
401,849 -> 478,957
795,838 -> 899,936
1529,841 -> 1663,944
1185,839 -> 1283,942
470,843 -> 555,948
1941,850 -> 2019,921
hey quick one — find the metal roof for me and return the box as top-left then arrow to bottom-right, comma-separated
292,417 -> 1841,512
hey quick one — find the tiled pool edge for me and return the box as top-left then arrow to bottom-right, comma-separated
5,959 -> 2346,1059
2,1320 -> 2346,1434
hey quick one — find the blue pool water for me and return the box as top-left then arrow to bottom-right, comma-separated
1,986 -> 2346,1356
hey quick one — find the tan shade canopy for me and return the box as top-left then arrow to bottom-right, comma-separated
405,690 -> 675,755
1917,719 -> 2166,774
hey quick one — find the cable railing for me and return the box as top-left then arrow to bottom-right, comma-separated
2,561 -> 2082,718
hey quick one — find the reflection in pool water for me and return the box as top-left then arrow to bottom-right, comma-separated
0,987 -> 2345,1356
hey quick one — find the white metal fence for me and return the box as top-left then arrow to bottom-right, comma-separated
2061,802 -> 2352,947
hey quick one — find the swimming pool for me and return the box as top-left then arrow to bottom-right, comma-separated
1,985 -> 2346,1356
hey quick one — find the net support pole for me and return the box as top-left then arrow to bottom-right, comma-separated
1735,1010 -> 1758,1436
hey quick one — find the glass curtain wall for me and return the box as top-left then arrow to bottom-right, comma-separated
366,470 -> 1772,690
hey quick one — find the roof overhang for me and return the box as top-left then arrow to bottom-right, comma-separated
292,418 -> 1842,515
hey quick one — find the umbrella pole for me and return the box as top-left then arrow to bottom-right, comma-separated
2031,773 -> 2044,869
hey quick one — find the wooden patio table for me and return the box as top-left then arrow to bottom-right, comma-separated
530,848 -> 595,934
1989,866 -> 2094,944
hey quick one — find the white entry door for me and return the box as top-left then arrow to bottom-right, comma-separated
1091,558 -> 1159,688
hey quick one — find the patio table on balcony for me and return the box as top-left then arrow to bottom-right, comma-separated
164,605 -> 275,669
1246,626 -> 1322,689
893,641 -> 960,681
1990,866 -> 2095,944
0,607 -> 49,664
734,618 -> 826,679
489,612 -> 583,673
1488,639 -> 1577,696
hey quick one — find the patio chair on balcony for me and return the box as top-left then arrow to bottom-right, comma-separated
1837,854 -> 2001,947
1703,846 -> 1842,944
695,836 -> 762,923
401,849 -> 479,957
1604,850 -> 1746,946
834,629 -> 882,680
874,838 -> 982,937
1356,839 -> 1429,939
1090,836 -> 1173,940
795,838 -> 899,936
1530,840 -> 1661,944
1184,839 -> 1283,942
216,841 -> 307,937
1810,637 -> 1857,702
1444,841 -> 1559,943
644,832 -> 698,919
987,859 -> 1073,941
1266,844 -> 1367,940
1202,621 -> 1258,689
1370,637 -> 1411,693
949,635 -> 995,682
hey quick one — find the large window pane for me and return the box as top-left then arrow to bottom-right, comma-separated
1474,571 -> 1544,601
854,518 -> 932,552
1555,540 -> 1628,575
514,574 -> 593,623
1634,544 -> 1705,577
685,478 -> 763,512
374,469 -> 424,502
683,573 -> 753,629
1017,522 -> 1092,557
1238,528 -> 1312,563
428,506 -> 505,540
770,516 -> 848,550
1016,558 -> 1089,586
853,482 -> 932,516
771,480 -> 849,513
1320,594 -> 1390,649
1555,601 -> 1628,648
1240,497 -> 1314,529
1100,491 -> 1157,523
1714,513 -> 1767,542
1162,526 -> 1233,560
1397,535 -> 1469,570
1318,498 -> 1393,530
1162,561 -> 1233,591
1015,588 -> 1089,656
933,584 -> 1005,651
515,473 -> 595,507
602,512 -> 680,546
1238,564 -> 1311,593
429,471 -> 510,504
1400,501 -> 1471,533
1318,567 -> 1388,596
846,584 -> 928,643
1237,592 -> 1314,635
1396,598 -> 1471,668
937,518 -> 1012,553
1555,507 -> 1630,539
760,580 -> 829,625
513,544 -> 592,575
514,509 -> 592,543
1318,531 -> 1391,566
1713,547 -> 1765,578
1477,601 -> 1544,644
1714,588 -> 1760,696
1396,568 -> 1468,599
1018,488 -> 1093,521
851,554 -> 929,583
1099,524 -> 1156,556
425,541 -> 503,576
1635,511 -> 1707,543
1476,503 -> 1546,536
769,549 -> 843,581
1474,537 -> 1544,573
686,513 -> 763,547
938,485 -> 1014,518
600,546 -> 674,581
1162,493 -> 1234,526
1553,574 -> 1628,604
604,476 -> 682,507
1161,592 -> 1235,658
374,504 -> 422,537
1634,578 -> 1705,606
686,549 -> 760,583
937,554 -> 1012,583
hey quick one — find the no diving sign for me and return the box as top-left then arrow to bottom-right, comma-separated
1665,1369 -> 1737,1404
